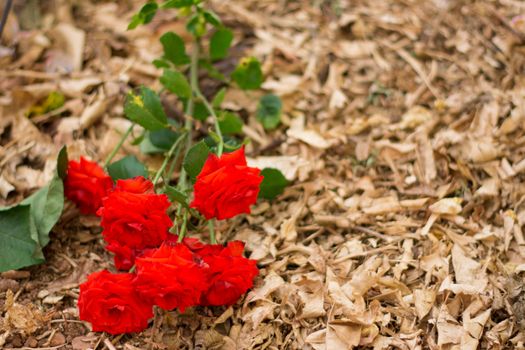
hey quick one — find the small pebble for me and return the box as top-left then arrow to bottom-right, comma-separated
11,334 -> 23,347
0,278 -> 20,292
24,336 -> 38,348
50,332 -> 66,346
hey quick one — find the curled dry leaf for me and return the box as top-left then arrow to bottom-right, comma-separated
1,290 -> 53,335
429,197 -> 462,215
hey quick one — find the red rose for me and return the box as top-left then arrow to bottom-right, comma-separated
114,175 -> 154,194
64,157 -> 113,215
78,270 -> 153,334
105,242 -> 146,271
183,239 -> 259,306
97,177 -> 172,250
133,242 -> 208,311
190,147 -> 263,220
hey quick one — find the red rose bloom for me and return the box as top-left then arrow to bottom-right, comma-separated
114,176 -> 154,194
133,242 -> 208,311
105,242 -> 146,271
190,147 -> 263,220
78,270 -> 153,335
98,177 -> 172,251
183,239 -> 259,306
64,157 -> 113,215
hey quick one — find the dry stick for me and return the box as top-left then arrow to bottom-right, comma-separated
103,338 -> 117,350
389,45 -> 441,100
0,0 -> 13,39
332,244 -> 399,264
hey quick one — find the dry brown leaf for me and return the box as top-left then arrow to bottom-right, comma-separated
2,290 -> 52,335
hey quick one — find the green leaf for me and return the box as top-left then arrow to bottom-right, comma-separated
199,59 -> 226,81
153,59 -> 171,69
203,10 -> 221,27
161,0 -> 194,8
160,32 -> 190,65
258,168 -> 288,200
131,130 -> 147,145
257,94 -> 282,130
108,155 -> 148,181
22,176 -> 64,247
231,57 -> 263,90
160,70 -> 191,98
183,140 -> 210,180
140,133 -> 165,154
56,146 -> 68,180
218,111 -> 243,135
149,128 -> 180,150
164,186 -> 189,208
210,28 -> 233,61
0,205 -> 43,272
193,101 -> 210,121
128,2 -> 158,30
212,88 -> 227,108
124,87 -> 168,131
186,13 -> 206,37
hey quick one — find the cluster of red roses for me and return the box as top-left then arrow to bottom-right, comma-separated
64,148 -> 262,334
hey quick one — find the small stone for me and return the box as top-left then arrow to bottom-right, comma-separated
50,332 -> 66,346
1,270 -> 30,279
24,336 -> 38,348
10,334 -> 23,347
0,278 -> 20,292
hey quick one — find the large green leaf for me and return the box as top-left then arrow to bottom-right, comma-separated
0,205 -> 43,272
0,150 -> 67,272
257,94 -> 282,130
124,87 -> 168,131
210,28 -> 233,60
231,57 -> 263,90
21,176 -> 64,247
108,155 -> 148,181
160,32 -> 190,65
160,70 -> 192,98
183,140 -> 210,181
258,168 -> 288,200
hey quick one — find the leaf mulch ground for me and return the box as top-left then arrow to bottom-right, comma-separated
1,0 -> 525,349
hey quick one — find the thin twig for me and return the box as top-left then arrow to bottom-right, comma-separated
0,0 -> 13,39
332,244 -> 400,264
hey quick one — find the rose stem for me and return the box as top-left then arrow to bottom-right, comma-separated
193,87 -> 224,157
173,36 -> 200,238
207,219 -> 217,244
152,132 -> 187,186
176,38 -> 199,191
103,124 -> 134,167
177,211 -> 189,242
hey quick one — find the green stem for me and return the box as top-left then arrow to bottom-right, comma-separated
208,219 -> 217,244
194,89 -> 224,156
152,133 -> 187,186
104,124 -> 134,167
178,211 -> 189,242
177,39 -> 200,190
